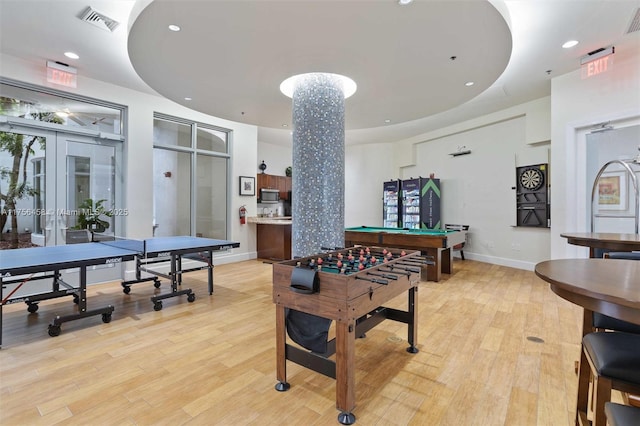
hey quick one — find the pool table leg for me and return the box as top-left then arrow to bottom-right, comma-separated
441,247 -> 453,274
423,248 -> 442,282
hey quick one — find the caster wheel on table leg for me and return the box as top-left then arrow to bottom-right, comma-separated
187,293 -> 196,303
27,303 -> 39,313
153,301 -> 163,311
48,324 -> 61,337
153,279 -> 161,288
102,313 -> 112,323
123,286 -> 131,294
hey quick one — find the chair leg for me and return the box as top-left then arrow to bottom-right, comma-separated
576,351 -> 591,424
592,375 -> 612,426
460,250 -> 464,260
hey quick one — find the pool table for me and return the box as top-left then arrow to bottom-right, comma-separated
344,226 -> 466,282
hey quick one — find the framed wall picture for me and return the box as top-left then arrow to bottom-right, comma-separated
598,171 -> 627,210
239,176 -> 255,196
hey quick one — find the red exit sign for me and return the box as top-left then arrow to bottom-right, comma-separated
581,55 -> 613,79
46,61 -> 77,88
580,46 -> 614,79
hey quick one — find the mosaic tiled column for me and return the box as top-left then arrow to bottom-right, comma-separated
291,73 -> 345,257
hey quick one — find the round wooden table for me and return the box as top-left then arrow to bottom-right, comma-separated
535,258 -> 640,425
561,232 -> 640,258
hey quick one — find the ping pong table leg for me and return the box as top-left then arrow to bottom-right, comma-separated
149,253 -> 195,311
176,254 -> 182,287
171,253 -> 177,291
208,249 -> 214,295
47,266 -> 115,337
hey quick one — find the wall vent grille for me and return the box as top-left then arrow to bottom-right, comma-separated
78,6 -> 120,32
628,8 -> 640,34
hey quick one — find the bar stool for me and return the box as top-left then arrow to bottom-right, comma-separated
444,224 -> 469,260
605,402 -> 640,426
580,332 -> 640,426
593,312 -> 640,334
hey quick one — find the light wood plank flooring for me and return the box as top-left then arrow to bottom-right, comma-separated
0,259 -> 591,425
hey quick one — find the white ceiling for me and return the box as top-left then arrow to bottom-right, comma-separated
1,0 -> 639,146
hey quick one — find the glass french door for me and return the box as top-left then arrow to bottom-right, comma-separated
0,123 -> 123,283
56,137 -> 119,246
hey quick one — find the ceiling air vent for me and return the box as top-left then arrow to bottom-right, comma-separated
78,6 -> 120,32
628,8 -> 640,34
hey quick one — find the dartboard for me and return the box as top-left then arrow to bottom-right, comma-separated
520,168 -> 544,191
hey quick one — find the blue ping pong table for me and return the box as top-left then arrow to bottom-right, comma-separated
0,236 -> 239,347
119,236 -> 240,311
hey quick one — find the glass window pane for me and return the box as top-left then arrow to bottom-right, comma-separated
197,126 -> 228,153
1,83 -> 123,135
153,118 -> 191,148
196,154 -> 227,239
0,130 -> 45,240
153,148 -> 191,236
32,158 -> 45,234
65,142 -> 116,234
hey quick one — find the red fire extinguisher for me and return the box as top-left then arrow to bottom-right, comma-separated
239,205 -> 247,224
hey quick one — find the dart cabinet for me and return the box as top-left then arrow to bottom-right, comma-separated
516,163 -> 550,227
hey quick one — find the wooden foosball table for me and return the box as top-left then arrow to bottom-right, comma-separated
272,246 -> 427,424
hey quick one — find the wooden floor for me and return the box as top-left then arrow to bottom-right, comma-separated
0,258 -> 596,425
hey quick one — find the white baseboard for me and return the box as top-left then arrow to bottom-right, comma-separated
459,252 -> 536,271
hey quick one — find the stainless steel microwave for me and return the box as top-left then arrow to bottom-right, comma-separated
260,188 -> 280,203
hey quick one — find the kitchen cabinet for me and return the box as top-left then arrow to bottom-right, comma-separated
257,173 -> 292,201
256,222 -> 292,260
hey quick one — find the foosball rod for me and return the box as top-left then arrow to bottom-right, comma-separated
355,276 -> 389,285
399,261 -> 435,267
384,264 -> 420,273
366,271 -> 399,280
377,267 -> 411,276
401,256 -> 435,264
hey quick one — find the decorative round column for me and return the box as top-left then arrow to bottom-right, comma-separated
281,73 -> 355,257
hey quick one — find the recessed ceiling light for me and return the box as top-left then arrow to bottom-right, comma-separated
562,40 -> 579,48
465,81 -> 474,87
64,52 -> 79,60
384,119 -> 391,123
280,73 -> 357,99
168,24 -> 181,32
398,0 -> 413,5
282,124 -> 288,127
184,97 -> 192,101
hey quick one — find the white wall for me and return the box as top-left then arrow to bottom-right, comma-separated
344,142 -> 397,227
550,49 -> 640,259
258,46 -> 640,272
402,115 -> 550,269
389,98 -> 552,270
257,141 -> 292,177
1,53 -> 259,264
260,99 -> 552,271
